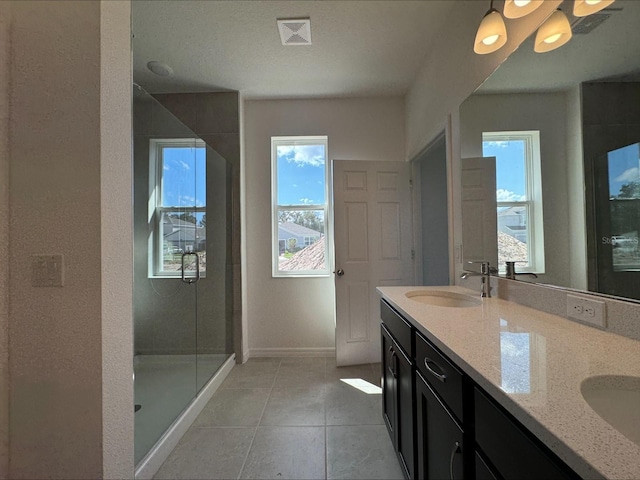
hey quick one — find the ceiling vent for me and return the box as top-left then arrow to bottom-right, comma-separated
571,8 -> 620,34
277,18 -> 312,46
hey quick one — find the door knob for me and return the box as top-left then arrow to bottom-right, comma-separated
335,269 -> 345,276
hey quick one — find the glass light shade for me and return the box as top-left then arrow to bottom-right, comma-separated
534,10 -> 572,53
503,0 -> 544,19
474,9 -> 508,55
573,0 -> 615,17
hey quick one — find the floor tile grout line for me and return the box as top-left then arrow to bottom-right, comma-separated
324,356 -> 328,480
236,357 -> 282,480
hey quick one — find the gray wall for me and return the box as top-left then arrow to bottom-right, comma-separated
244,97 -> 405,356
460,92 -> 572,287
8,2 -> 134,477
417,136 -> 450,285
155,92 -> 241,359
133,93 -> 235,356
582,81 -> 640,294
0,1 -> 9,476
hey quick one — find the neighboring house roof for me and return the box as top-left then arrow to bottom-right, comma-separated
164,216 -> 200,228
164,228 -> 207,242
497,231 -> 528,265
498,206 -> 526,216
279,237 -> 326,271
278,221 -> 322,237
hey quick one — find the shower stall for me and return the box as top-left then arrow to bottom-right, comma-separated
132,86 -> 234,468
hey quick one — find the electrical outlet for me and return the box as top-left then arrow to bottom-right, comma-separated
567,294 -> 606,327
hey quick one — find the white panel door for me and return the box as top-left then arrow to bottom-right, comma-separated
333,160 -> 413,366
462,157 -> 497,268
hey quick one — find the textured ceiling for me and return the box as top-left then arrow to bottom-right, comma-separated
132,1 -> 457,98
478,0 -> 640,94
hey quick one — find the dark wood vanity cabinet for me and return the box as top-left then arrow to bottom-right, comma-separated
415,370 -> 465,480
380,299 -> 580,480
474,388 -> 579,480
381,304 -> 415,480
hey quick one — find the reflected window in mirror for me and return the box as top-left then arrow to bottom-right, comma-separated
483,131 -> 545,274
607,142 -> 640,272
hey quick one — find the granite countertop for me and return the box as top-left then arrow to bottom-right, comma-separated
377,285 -> 640,480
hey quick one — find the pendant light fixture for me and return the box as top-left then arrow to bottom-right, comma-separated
534,9 -> 572,53
573,0 -> 615,17
503,0 -> 544,19
474,0 -> 508,55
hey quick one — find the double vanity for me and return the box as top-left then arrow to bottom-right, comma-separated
378,286 -> 640,480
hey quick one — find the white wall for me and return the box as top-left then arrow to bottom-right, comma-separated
566,85 -> 588,290
460,93 -> 572,287
243,97 -> 405,356
101,1 -> 134,477
8,2 -> 133,478
402,0 -> 561,286
0,1 -> 10,477
405,0 -> 561,161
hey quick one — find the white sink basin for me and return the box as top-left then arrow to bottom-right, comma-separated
405,290 -> 482,308
581,375 -> 640,446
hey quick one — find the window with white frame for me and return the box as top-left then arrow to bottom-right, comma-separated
149,138 -> 206,277
483,131 -> 545,274
272,136 -> 330,277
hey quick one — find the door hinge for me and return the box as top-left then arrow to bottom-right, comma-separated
411,250 -> 415,260
409,178 -> 413,188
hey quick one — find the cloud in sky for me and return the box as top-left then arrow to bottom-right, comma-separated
484,141 -> 509,149
299,198 -> 315,204
278,145 -> 325,167
615,167 -> 640,183
497,189 -> 526,202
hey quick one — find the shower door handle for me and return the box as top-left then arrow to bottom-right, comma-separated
181,252 -> 201,284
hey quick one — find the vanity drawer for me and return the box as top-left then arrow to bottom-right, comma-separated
415,330 -> 464,422
474,387 -> 577,480
380,300 -> 413,357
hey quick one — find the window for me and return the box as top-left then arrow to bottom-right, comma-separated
483,131 -> 544,274
272,136 -> 330,277
149,138 -> 206,277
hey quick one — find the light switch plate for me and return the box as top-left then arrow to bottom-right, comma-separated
31,254 -> 64,287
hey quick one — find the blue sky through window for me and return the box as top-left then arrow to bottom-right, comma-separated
608,143 -> 640,197
483,140 -> 527,202
162,146 -> 206,208
277,144 -> 326,205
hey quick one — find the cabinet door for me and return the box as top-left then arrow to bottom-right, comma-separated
416,371 -> 464,480
475,451 -> 499,480
381,325 -> 396,439
396,344 -> 414,479
475,387 -> 578,480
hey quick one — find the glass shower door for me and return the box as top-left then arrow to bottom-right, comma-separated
196,146 -> 232,391
133,85 -> 234,466
133,87 -> 201,465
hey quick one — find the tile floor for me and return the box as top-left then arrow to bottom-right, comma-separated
154,357 -> 404,480
135,354 -> 230,464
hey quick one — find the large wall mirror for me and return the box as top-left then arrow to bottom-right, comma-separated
460,0 -> 640,301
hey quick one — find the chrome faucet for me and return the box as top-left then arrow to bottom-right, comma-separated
461,261 -> 494,298
504,261 -> 538,281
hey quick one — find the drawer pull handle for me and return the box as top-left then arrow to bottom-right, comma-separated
449,441 -> 461,480
387,346 -> 396,378
424,357 -> 447,382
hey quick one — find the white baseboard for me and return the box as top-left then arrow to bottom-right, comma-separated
249,347 -> 336,358
134,354 -> 236,480
242,349 -> 251,364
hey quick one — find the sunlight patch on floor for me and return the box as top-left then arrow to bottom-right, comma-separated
340,378 -> 382,394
